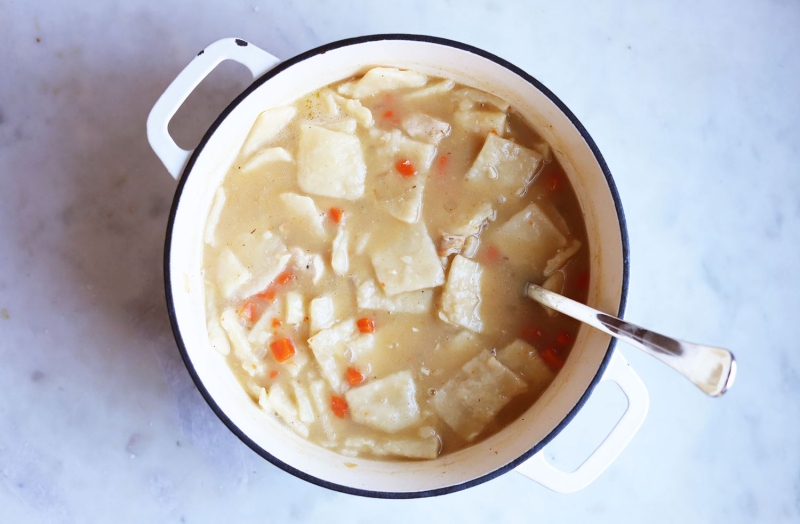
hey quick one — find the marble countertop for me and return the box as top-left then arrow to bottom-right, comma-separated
2,1 -> 798,522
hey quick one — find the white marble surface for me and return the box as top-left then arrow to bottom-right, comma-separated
1,0 -> 798,522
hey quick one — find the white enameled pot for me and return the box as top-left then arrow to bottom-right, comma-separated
147,35 -> 649,498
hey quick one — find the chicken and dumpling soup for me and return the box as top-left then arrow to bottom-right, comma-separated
203,67 -> 589,460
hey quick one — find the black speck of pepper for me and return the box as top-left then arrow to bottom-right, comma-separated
197,49 -> 204,56
235,39 -> 248,47
36,37 -> 41,43
250,229 -> 256,234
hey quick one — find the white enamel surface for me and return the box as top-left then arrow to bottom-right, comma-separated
516,351 -> 648,492
5,1 -> 796,522
147,38 -> 281,179
165,38 -> 633,493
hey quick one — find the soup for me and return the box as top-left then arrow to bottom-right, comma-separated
202,67 -> 589,460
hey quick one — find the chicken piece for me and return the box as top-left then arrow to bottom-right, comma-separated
437,234 -> 465,257
402,113 -> 451,144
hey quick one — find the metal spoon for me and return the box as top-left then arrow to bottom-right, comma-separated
525,283 -> 736,397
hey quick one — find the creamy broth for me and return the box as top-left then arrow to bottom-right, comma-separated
202,68 -> 589,460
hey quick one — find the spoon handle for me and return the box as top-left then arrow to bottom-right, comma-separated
525,284 -> 736,397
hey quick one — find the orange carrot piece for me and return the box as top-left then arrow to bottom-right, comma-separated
271,317 -> 282,328
257,288 -> 277,302
356,317 -> 375,334
256,270 -> 294,301
275,270 -> 294,286
346,367 -> 365,386
330,395 -> 348,418
395,159 -> 416,177
270,337 -> 296,363
269,369 -> 279,379
520,326 -> 543,343
237,301 -> 259,323
556,332 -> 571,346
485,245 -> 501,262
576,271 -> 590,290
545,173 -> 560,191
437,154 -> 450,175
329,207 -> 344,224
540,347 -> 564,372
382,110 -> 394,119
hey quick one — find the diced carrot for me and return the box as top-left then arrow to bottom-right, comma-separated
271,317 -> 282,328
257,288 -> 277,302
437,154 -> 450,175
485,245 -> 501,262
521,326 -> 543,342
382,110 -> 394,119
346,367 -> 365,386
270,337 -> 296,363
269,369 -> 279,379
556,332 -> 571,346
331,395 -> 348,418
356,317 -> 375,334
545,173 -> 560,191
540,347 -> 564,372
329,207 -> 344,224
575,271 -> 590,290
256,270 -> 294,301
237,300 -> 259,322
395,159 -> 416,177
275,270 -> 294,286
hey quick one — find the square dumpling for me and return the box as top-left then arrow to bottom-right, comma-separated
370,221 -> 445,295
367,129 -> 437,176
338,67 -> 428,99
308,319 -> 374,393
216,248 -> 250,299
438,255 -> 484,333
278,192 -> 326,238
356,280 -> 433,314
241,106 -> 297,158
345,371 -> 421,433
454,110 -> 507,136
496,339 -> 555,396
297,124 -> 367,200
372,171 -> 426,224
465,133 -> 543,194
489,202 -> 568,274
432,350 -> 527,441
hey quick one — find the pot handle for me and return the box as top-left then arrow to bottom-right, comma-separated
146,38 -> 281,179
515,350 -> 649,493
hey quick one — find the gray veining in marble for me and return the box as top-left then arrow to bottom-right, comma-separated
1,1 -> 799,522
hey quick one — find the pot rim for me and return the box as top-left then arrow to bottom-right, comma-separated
162,33 -> 630,499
